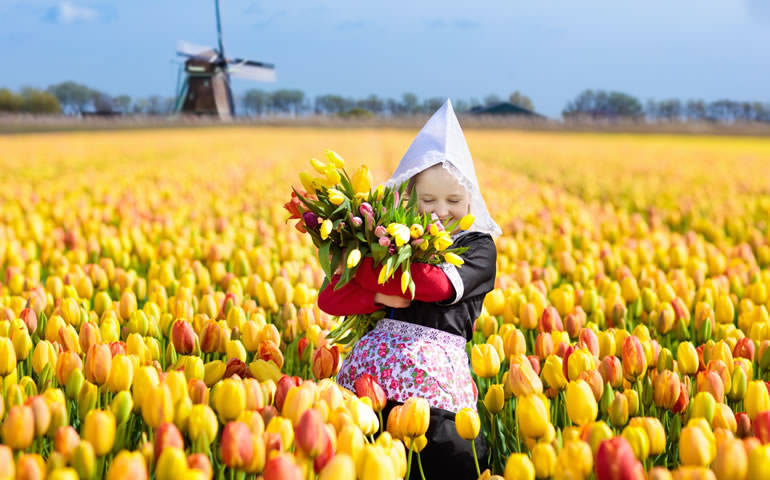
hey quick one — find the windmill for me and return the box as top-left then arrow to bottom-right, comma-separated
174,0 -> 276,120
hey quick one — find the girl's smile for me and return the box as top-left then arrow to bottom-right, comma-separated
413,164 -> 470,226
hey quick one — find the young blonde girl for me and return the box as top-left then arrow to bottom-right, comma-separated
318,99 -> 501,479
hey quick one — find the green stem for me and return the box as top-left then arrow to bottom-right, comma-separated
417,451 -> 426,480
406,441 -> 414,479
471,439 -> 481,478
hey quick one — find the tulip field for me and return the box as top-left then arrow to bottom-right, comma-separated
2,127 -> 770,480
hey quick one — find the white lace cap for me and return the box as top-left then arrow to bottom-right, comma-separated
385,99 -> 502,237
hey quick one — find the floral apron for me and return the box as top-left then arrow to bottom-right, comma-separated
337,318 -> 477,413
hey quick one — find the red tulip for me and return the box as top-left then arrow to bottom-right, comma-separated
539,306 -> 563,333
311,346 -> 339,380
354,374 -> 387,412
295,409 -> 325,457
595,436 -> 645,480
734,337 -> 755,362
264,454 -> 302,480
274,375 -> 302,411
221,421 -> 255,469
154,423 -> 184,461
753,411 -> 770,444
171,319 -> 196,355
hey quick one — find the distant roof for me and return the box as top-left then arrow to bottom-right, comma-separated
468,102 -> 542,117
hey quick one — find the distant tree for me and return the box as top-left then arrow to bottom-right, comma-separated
563,89 -> 643,120
656,99 -> 682,122
270,89 -> 305,115
47,81 -> 91,114
483,94 -> 501,106
357,94 -> 384,114
0,88 -> 23,112
453,99 -> 469,113
243,89 -> 268,116
20,87 -> 61,113
509,90 -> 534,111
684,100 -> 706,121
385,97 -> 405,115
90,90 -> 114,112
114,95 -> 132,113
401,93 -> 419,114
422,97 -> 444,113
314,95 -> 353,115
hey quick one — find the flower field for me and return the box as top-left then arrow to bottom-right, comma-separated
1,127 -> 770,479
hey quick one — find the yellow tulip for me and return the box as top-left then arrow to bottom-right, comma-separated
82,409 -> 116,456
566,380 -> 598,426
347,249 -> 361,268
320,219 -> 333,240
402,397 -> 430,438
444,252 -> 465,266
504,453 -> 535,480
471,344 -> 501,379
455,408 -> 481,440
516,393 -> 550,439
484,384 -> 505,415
327,188 -> 345,205
746,380 -> 770,420
351,165 -> 373,194
459,214 -> 475,230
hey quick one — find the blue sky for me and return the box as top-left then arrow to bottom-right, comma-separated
1,0 -> 769,117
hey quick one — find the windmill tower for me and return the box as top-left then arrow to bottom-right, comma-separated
174,0 -> 276,120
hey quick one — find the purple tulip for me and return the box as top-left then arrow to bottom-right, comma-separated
302,211 -> 319,229
350,215 -> 363,228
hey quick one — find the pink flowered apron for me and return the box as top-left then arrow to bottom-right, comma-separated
337,318 -> 478,413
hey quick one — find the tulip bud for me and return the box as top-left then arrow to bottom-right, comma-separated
354,374 -> 387,412
746,380 -> 770,420
517,393 -> 550,438
312,345 -> 340,380
296,408 -> 325,457
471,343 -> 501,379
220,421 -> 255,469
485,384 -> 505,415
609,392 -> 629,428
82,409 -> 116,456
1,404 -> 34,450
622,336 -> 647,382
678,342 -> 699,376
566,380 -> 598,426
106,450 -> 148,480
679,424 -> 715,466
595,436 -> 645,480
504,453 -> 535,480
71,441 -> 96,480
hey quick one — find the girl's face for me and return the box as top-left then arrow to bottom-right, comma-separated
413,164 -> 469,225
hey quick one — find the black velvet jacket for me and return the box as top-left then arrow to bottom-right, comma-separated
388,231 -> 497,341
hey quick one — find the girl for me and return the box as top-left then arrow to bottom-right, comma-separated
318,99 -> 501,479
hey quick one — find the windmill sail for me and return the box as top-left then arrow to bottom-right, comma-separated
228,59 -> 276,82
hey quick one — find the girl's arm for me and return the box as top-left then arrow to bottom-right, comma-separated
317,274 -> 410,316
353,257 -> 454,303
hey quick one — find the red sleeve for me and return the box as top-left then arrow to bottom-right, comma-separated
317,274 -> 381,316
353,257 -> 454,303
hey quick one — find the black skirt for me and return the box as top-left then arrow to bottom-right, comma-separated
382,400 -> 489,480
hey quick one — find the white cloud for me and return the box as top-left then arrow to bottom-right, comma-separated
44,1 -> 99,24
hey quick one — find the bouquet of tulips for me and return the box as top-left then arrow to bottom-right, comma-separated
285,150 -> 473,347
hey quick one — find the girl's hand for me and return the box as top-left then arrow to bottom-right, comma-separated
374,292 -> 411,309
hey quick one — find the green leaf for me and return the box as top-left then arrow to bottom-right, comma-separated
318,240 -> 331,278
395,245 -> 412,269
370,242 -> 388,264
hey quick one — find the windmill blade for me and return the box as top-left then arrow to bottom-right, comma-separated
227,59 -> 277,82
215,0 -> 225,60
176,40 -> 220,62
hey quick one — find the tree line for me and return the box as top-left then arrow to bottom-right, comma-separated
2,81 -> 769,124
563,89 -> 770,123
